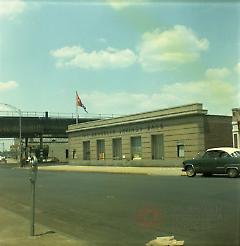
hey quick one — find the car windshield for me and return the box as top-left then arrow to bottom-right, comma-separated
194,151 -> 205,159
231,151 -> 240,157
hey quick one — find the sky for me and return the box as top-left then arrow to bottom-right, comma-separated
0,0 -> 239,120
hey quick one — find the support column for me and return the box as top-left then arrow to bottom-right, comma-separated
39,135 -> 43,163
25,137 -> 28,160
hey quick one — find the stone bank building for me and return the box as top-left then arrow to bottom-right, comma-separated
67,103 -> 232,167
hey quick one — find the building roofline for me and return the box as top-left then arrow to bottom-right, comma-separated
118,102 -> 204,118
206,115 -> 232,118
67,103 -> 208,133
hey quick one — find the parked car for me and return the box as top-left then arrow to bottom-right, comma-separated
182,147 -> 240,178
0,155 -> 7,164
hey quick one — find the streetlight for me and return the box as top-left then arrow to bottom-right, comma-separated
0,103 -> 22,166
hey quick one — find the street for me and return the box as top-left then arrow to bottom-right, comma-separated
0,166 -> 239,246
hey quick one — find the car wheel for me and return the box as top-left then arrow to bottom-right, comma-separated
186,166 -> 196,177
227,168 -> 239,178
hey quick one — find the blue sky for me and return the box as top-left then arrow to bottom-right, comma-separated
0,0 -> 239,118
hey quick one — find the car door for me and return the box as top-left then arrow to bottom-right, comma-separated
215,151 -> 231,174
199,150 -> 220,173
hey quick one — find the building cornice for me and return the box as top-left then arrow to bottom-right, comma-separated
67,103 -> 207,134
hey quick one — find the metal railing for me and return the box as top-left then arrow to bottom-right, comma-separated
0,110 -> 122,119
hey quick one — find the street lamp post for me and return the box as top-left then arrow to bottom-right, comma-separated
19,109 -> 22,166
0,103 -> 22,166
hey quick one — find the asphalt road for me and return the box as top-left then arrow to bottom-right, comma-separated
0,166 -> 239,246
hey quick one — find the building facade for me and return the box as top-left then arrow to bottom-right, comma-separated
67,103 -> 232,167
232,108 -> 240,148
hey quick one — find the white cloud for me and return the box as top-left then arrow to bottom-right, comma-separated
106,0 -> 132,10
83,91 -> 149,115
234,62 -> 240,74
51,25 -> 208,71
50,45 -> 137,70
0,0 -> 26,19
98,38 -> 107,44
137,25 -> 209,71
105,0 -> 147,10
205,67 -> 231,80
0,81 -> 18,91
160,79 -> 237,115
82,70 -> 238,116
160,67 -> 239,115
50,46 -> 83,59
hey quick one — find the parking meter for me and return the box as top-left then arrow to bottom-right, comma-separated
29,163 -> 38,184
29,158 -> 38,236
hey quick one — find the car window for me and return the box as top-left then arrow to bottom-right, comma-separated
219,151 -> 230,158
203,150 -> 221,159
231,151 -> 240,157
194,151 -> 205,159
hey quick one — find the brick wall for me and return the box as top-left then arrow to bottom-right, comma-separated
204,115 -> 232,149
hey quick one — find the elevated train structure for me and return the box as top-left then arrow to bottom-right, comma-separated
0,112 -> 98,138
0,111 -> 98,163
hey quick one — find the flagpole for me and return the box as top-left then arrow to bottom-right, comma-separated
76,91 -> 78,124
76,104 -> 78,124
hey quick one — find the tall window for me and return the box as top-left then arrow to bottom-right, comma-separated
65,149 -> 69,159
151,134 -> 164,159
97,139 -> 105,160
112,138 -> 122,160
131,136 -> 142,160
233,133 -> 238,148
72,149 -> 76,159
177,144 -> 185,158
83,141 -> 90,160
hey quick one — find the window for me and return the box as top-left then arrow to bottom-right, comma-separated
177,144 -> 185,158
219,151 -> 230,158
112,138 -> 122,160
151,135 -> 164,159
203,150 -> 220,159
65,149 -> 69,159
231,151 -> 240,157
131,136 -> 142,160
83,141 -> 90,160
233,134 -> 238,148
72,149 -> 76,159
97,139 -> 105,160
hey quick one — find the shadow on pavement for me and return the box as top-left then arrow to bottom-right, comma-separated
35,230 -> 56,237
199,174 -> 240,179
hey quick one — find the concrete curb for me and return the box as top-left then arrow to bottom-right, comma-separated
36,165 -> 185,176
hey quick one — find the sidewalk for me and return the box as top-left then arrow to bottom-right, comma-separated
0,207 -> 87,246
38,165 -> 184,176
